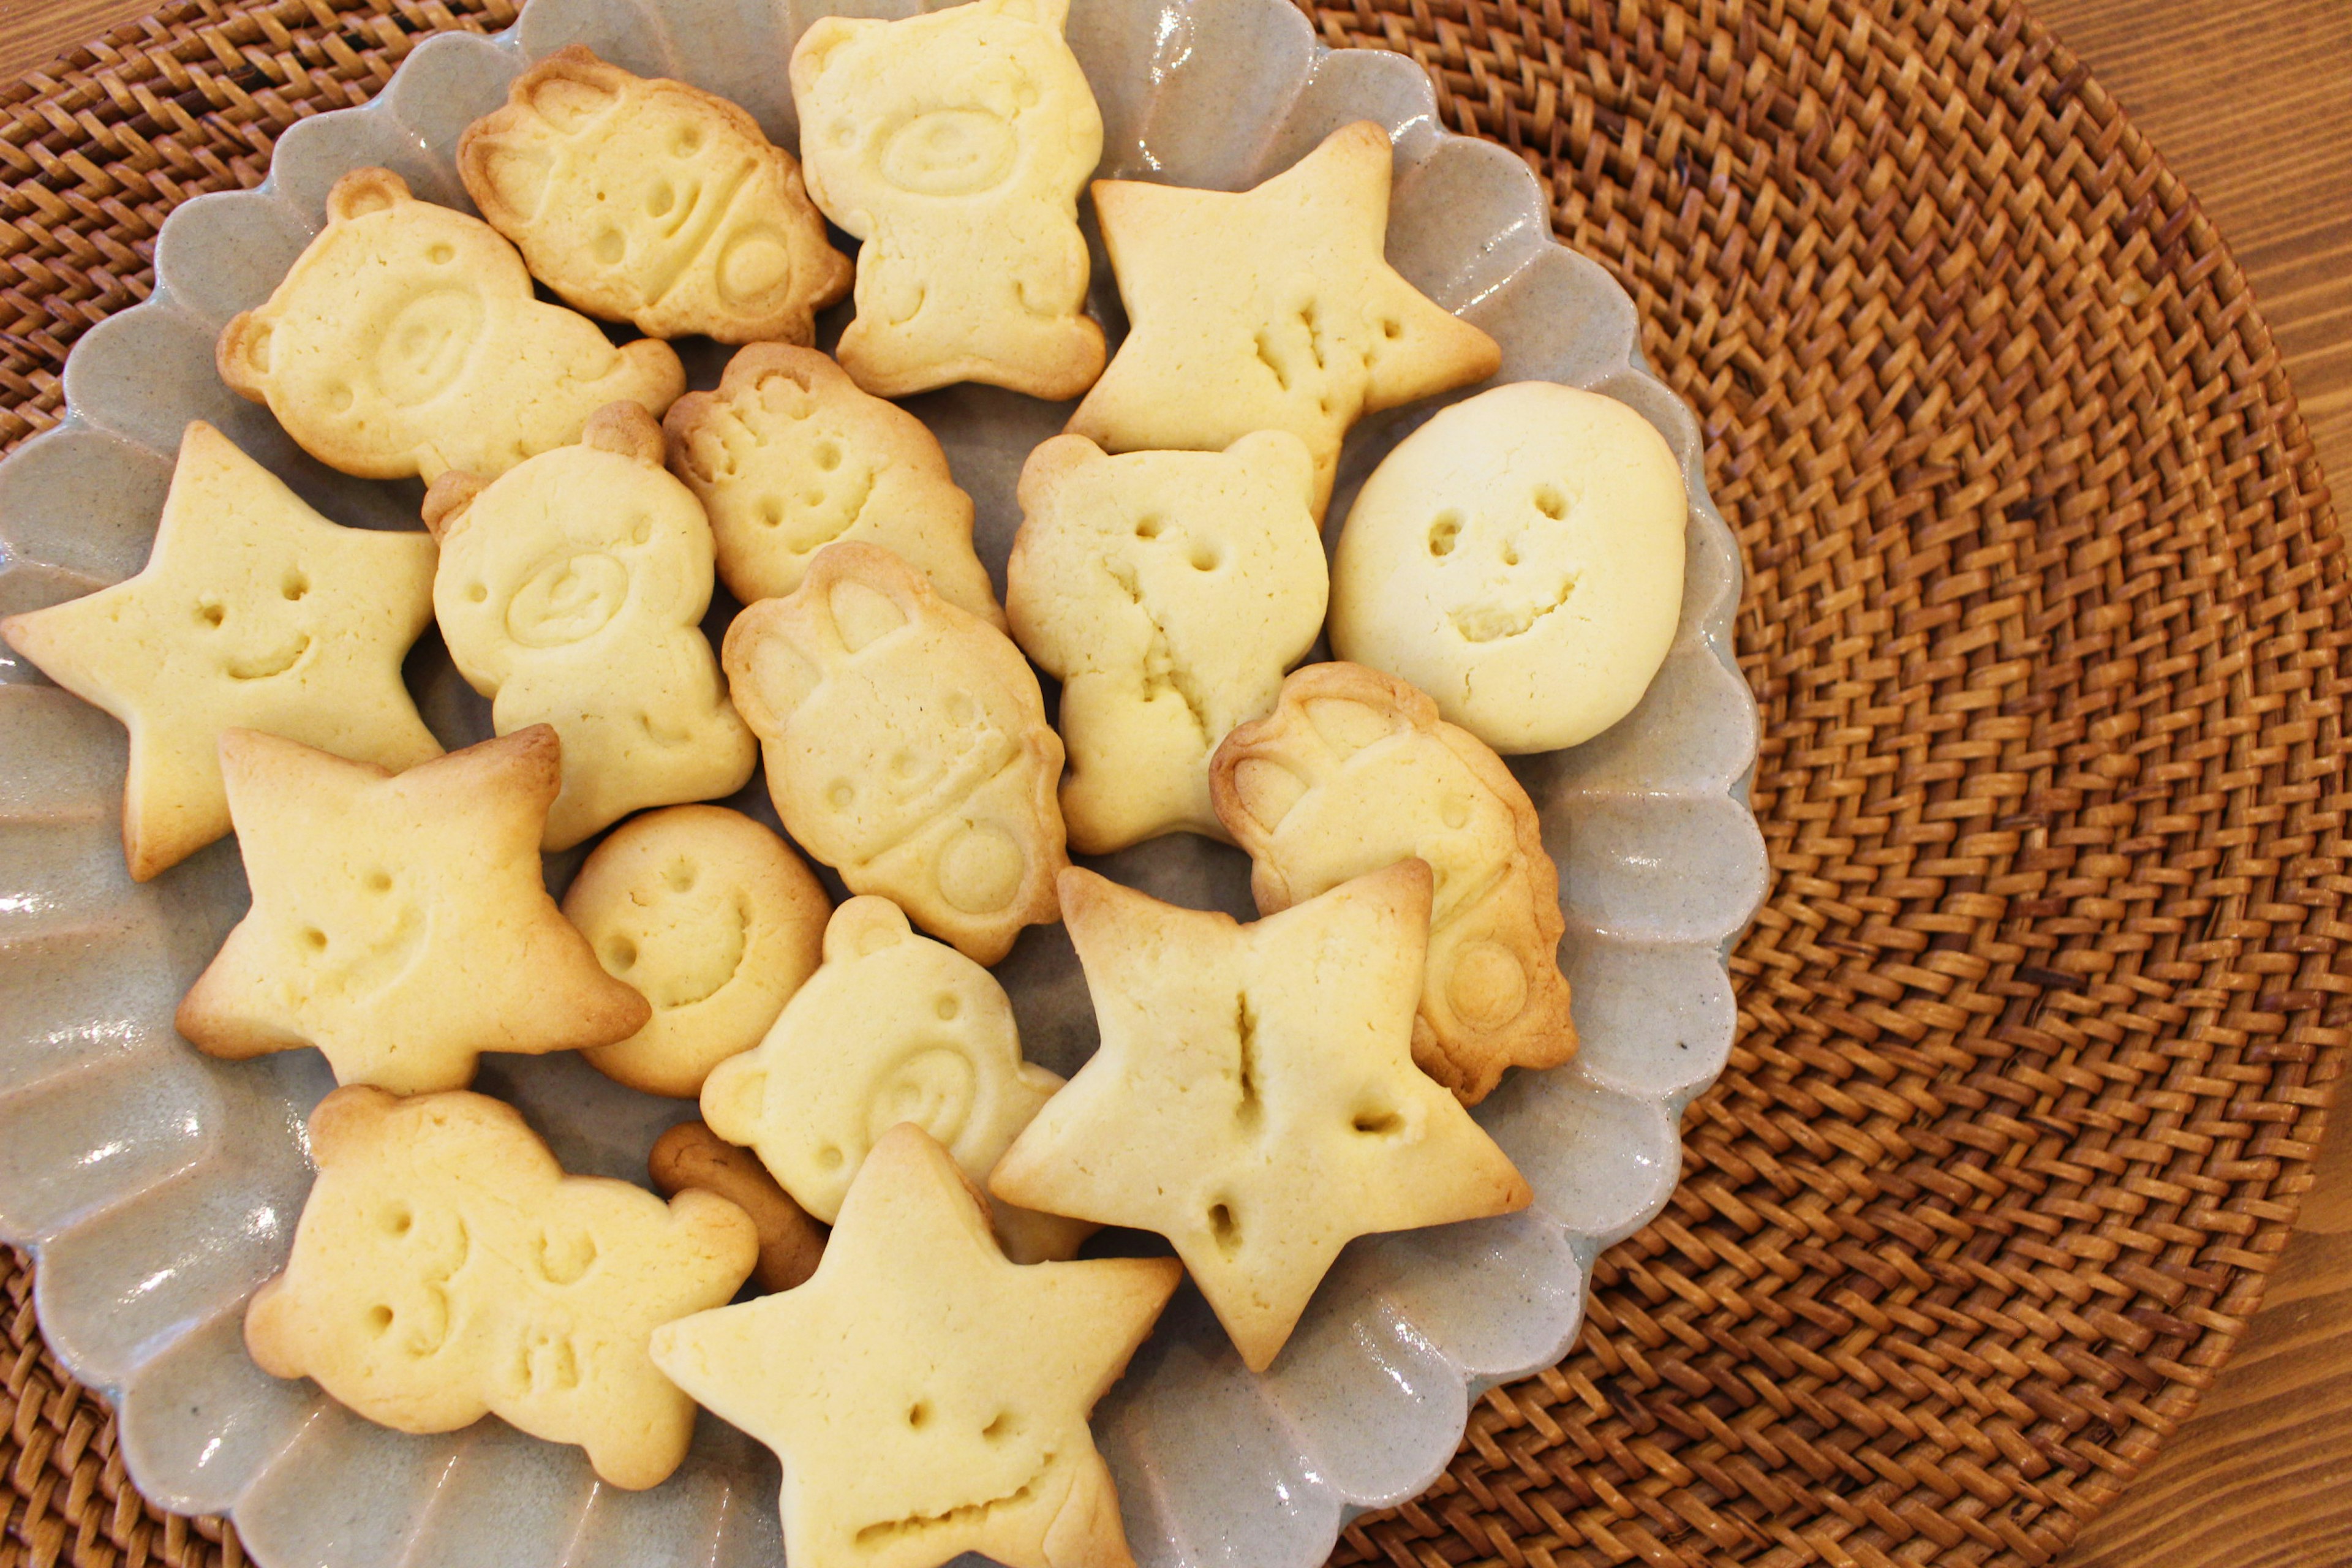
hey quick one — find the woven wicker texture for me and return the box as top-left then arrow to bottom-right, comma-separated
2,1 -> 2345,1566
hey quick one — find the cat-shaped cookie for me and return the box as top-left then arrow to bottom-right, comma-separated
460,47 -> 851,344
722,543 -> 1067,965
217,168 -> 683,481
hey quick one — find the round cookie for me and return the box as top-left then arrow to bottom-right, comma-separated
564,805 -> 830,1098
1328,381 -> 1687,753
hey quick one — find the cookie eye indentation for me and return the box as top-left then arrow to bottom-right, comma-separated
1188,541 -> 1221,571
1533,483 -> 1567,521
427,243 -> 455,265
365,869 -> 393,893
366,1304 -> 394,1334
197,599 -> 227,628
982,1409 -> 1015,1441
1134,514 -> 1163,540
281,570 -> 309,601
814,440 -> 843,472
605,937 -> 639,971
935,993 -> 960,1020
666,859 -> 698,892
1427,513 -> 1461,557
1352,1106 -> 1404,1136
1207,1200 -> 1240,1254
646,179 -> 676,217
301,927 -> 328,952
827,780 -> 855,810
467,582 -> 488,603
380,1203 -> 412,1235
673,124 -> 703,157
906,1401 -> 930,1429
758,496 -> 785,529
818,1145 -> 844,1170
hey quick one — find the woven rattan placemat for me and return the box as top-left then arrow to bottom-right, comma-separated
4,1 -> 2346,1564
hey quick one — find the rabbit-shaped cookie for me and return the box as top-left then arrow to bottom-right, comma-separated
217,168 -> 683,481
723,543 -> 1067,965
788,0 -> 1106,400
426,404 -> 756,851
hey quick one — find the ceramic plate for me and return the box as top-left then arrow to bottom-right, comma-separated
0,0 -> 1766,1562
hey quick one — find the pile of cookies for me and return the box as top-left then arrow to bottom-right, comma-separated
2,0 -> 1692,1561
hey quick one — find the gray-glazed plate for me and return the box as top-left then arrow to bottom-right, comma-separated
0,0 -> 1767,1564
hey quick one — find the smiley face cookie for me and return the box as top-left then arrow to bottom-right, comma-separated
1330,381 -> 1688,752
665,344 -> 1003,624
722,543 -> 1068,965
789,0 -> 1106,400
246,1087 -> 756,1490
1007,431 -> 1324,853
176,726 -> 650,1094
563,805 -> 831,1098
0,421 -> 440,881
1069,121 -> 1501,518
425,404 -> 757,851
460,47 -> 852,345
703,896 -> 1090,1264
650,1125 -> 1180,1568
1211,662 -> 1575,1104
216,167 -> 685,482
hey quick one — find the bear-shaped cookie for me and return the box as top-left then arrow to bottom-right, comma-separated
217,168 -> 684,482
722,542 -> 1068,965
665,344 -> 1003,624
244,1087 -> 756,1490
704,895 -> 1090,1264
459,47 -> 852,345
1007,431 -> 1325,853
788,0 -> 1106,400
424,404 -> 757,851
1210,662 -> 1575,1104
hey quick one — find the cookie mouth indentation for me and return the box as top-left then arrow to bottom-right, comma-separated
224,635 -> 311,680
1447,573 -> 1580,644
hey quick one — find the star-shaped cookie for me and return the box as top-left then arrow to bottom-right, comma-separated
651,1123 -> 1180,1568
1067,120 -> 1501,519
0,421 -> 441,880
175,725 -> 650,1094
990,858 -> 1531,1371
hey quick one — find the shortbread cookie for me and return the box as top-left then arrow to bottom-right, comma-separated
246,1087 -> 755,1490
1069,120 -> 1501,519
665,344 -> 1003,624
1329,381 -> 1688,752
991,861 -> 1531,1371
216,167 -> 685,482
460,47 -> 851,345
564,805 -> 830,1098
1008,431 -> 1324,853
722,543 -> 1067,965
650,1120 -> 827,1294
0,421 -> 439,881
176,726 -> 649,1093
651,1125 -> 1180,1568
704,896 -> 1090,1264
1211,662 -> 1575,1104
424,404 -> 757,851
788,0 -> 1106,399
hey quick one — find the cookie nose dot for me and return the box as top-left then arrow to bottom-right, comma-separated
1447,941 -> 1529,1028
666,859 -> 697,892
380,1203 -> 412,1235
326,384 -> 355,414
467,582 -> 488,603
1381,317 -> 1403,339
606,937 -> 639,971
815,441 -> 842,471
936,822 -> 1023,915
818,1145 -> 843,1169
906,1401 -> 930,1428
301,927 -> 328,952
1188,540 -> 1221,571
673,125 -> 701,157
366,1305 -> 393,1334
364,869 -> 393,893
593,228 -> 625,264
427,243 -> 455,265
1428,513 -> 1461,556
935,993 -> 960,1020
827,780 -> 855,810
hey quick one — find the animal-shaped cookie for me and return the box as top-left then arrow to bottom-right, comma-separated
650,1120 -> 827,1294
722,543 -> 1068,965
1008,431 -> 1324,853
1329,380 -> 1689,752
788,0 -> 1106,400
1210,662 -> 1576,1104
0,421 -> 440,880
216,167 -> 684,482
176,726 -> 650,1094
459,47 -> 852,345
992,862 -> 1531,1371
1069,121 -> 1502,518
665,344 -> 1003,624
424,404 -> 756,851
246,1087 -> 756,1490
704,896 -> 1090,1264
651,1125 -> 1180,1568
564,805 -> 831,1098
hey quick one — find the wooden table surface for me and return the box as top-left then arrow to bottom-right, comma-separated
1,2 -> 2347,1565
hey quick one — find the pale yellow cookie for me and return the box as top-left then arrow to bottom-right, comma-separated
1210,662 -> 1575,1104
459,46 -> 851,345
788,0 -> 1106,400
216,167 -> 685,482
564,805 -> 830,1098
703,896 -> 1090,1264
990,861 -> 1531,1371
1069,120 -> 1502,519
1329,380 -> 1688,752
722,543 -> 1067,965
665,344 -> 1003,624
246,1087 -> 756,1490
423,404 -> 757,851
650,1124 -> 1180,1568
0,421 -> 439,881
175,726 -> 650,1094
650,1120 -> 827,1294
1007,431 -> 1324,853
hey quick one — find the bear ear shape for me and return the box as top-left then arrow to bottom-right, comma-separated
824,895 -> 914,962
327,167 -> 412,223
306,1085 -> 399,1166
699,1053 -> 769,1147
1227,428 -> 1317,505
516,47 -> 625,135
214,312 -> 274,399
458,130 -> 552,228
1015,433 -> 1106,513
582,402 -> 666,467
420,470 -> 488,541
790,16 -> 867,85
720,601 -> 823,735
